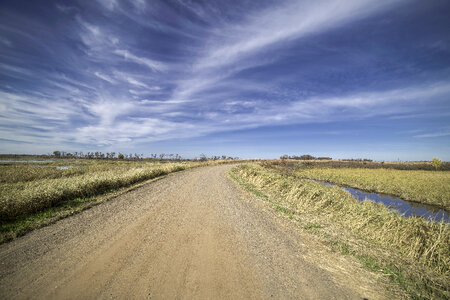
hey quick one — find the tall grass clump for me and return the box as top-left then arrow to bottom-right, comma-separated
232,164 -> 449,277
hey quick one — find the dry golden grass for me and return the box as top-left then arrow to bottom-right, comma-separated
231,163 -> 449,299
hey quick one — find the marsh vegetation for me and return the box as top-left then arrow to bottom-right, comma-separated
230,162 -> 449,299
0,160 -> 189,220
294,168 -> 450,210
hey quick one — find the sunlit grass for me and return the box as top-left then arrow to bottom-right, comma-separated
0,161 -> 193,220
0,160 -> 177,184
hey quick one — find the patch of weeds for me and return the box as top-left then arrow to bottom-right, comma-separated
357,254 -> 381,272
378,264 -> 429,299
303,223 -> 322,231
274,204 -> 294,219
73,197 -> 87,204
330,240 -> 353,255
251,188 -> 268,199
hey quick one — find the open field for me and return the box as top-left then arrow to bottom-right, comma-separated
230,163 -> 449,299
0,160 -> 190,185
0,160 -> 190,221
277,159 -> 450,171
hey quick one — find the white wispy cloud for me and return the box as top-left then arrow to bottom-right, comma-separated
96,0 -> 118,11
414,131 -> 450,138
59,81 -> 449,147
0,63 -> 33,77
129,87 -> 161,95
173,0 -> 406,100
94,71 -> 116,84
114,49 -> 166,72
201,0 -> 405,69
85,98 -> 135,126
77,17 -> 120,56
55,4 -> 77,14
130,0 -> 146,11
112,70 -> 153,89
0,91 -> 83,150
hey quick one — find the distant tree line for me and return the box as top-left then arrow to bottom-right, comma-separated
50,151 -> 238,161
280,154 -> 332,160
340,158 -> 373,162
198,154 -> 239,161
52,151 -> 184,160
279,154 -> 376,162
52,151 -> 146,160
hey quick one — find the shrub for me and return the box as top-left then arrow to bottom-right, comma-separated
431,158 -> 442,170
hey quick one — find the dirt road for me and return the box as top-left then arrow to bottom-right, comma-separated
0,165 -> 389,299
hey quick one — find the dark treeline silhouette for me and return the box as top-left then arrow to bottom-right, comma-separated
280,154 -> 375,162
271,158 -> 450,171
0,152 -> 239,161
280,154 -> 332,160
340,158 -> 373,162
52,151 -> 145,160
49,151 -> 238,161
198,153 -> 238,161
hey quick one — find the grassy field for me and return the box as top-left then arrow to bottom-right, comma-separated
291,167 -> 450,210
0,159 -> 235,242
277,159 -> 450,171
230,163 -> 449,299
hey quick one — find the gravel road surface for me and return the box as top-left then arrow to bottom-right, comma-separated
0,165 -> 389,299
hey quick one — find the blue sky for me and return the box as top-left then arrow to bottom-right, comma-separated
0,0 -> 449,160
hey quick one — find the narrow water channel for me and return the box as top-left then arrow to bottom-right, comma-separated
316,180 -> 449,223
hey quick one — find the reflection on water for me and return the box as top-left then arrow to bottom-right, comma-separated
315,180 -> 449,223
55,166 -> 73,170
